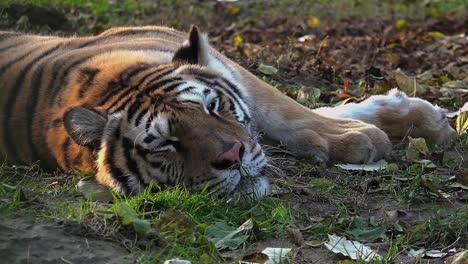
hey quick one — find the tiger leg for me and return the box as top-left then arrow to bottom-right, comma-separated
239,67 -> 392,163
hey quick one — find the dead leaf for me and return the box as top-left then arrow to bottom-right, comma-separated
305,240 -> 324,248
240,252 -> 269,263
76,176 -> 114,203
163,258 -> 192,264
455,171 -> 468,186
445,250 -> 468,264
395,19 -> 408,29
258,63 -> 278,75
325,234 -> 381,262
286,227 -> 304,246
408,248 -> 425,258
335,160 -> 388,171
393,69 -> 428,96
307,16 -> 320,27
406,137 -> 429,160
456,111 -> 468,135
262,247 -> 291,264
233,34 -> 243,47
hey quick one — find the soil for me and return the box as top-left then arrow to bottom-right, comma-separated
0,216 -> 135,263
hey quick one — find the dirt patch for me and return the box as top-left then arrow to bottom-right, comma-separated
0,216 -> 134,263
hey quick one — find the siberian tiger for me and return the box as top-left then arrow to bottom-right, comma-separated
0,26 -> 451,197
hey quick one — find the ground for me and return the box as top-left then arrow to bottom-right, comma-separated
0,1 -> 467,263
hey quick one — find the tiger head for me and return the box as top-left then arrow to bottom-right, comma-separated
63,26 -> 269,197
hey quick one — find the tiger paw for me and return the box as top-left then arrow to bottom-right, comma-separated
327,121 -> 392,163
289,120 -> 392,164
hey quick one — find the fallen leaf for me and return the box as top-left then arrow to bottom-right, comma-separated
455,171 -> 468,186
406,137 -> 429,160
76,176 -> 114,202
227,4 -> 240,15
258,63 -> 278,75
425,250 -> 447,258
297,87 -> 321,105
307,16 -> 320,27
395,19 -> 408,29
408,248 -> 425,258
240,252 -> 269,263
156,210 -> 196,242
305,240 -> 324,248
456,111 -> 468,135
346,217 -> 388,242
445,250 -> 468,264
325,234 -> 381,262
421,176 -> 450,199
412,159 -> 436,168
113,202 -> 152,235
233,34 -> 243,47
262,247 -> 291,264
114,202 -> 138,225
393,69 -> 428,96
286,227 -> 304,246
205,219 -> 253,250
163,259 -> 192,264
298,34 -> 316,42
133,218 -> 151,235
335,160 -> 388,171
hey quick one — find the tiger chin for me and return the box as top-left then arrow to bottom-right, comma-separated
0,25 -> 453,199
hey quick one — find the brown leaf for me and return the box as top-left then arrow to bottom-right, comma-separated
286,227 -> 304,246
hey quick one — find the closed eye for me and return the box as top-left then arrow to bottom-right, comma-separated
206,98 -> 219,114
152,139 -> 180,152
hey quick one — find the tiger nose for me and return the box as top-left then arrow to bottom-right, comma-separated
217,142 -> 244,163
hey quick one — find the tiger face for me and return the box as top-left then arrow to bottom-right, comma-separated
63,27 -> 269,197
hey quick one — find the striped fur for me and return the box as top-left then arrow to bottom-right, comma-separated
0,26 -> 268,196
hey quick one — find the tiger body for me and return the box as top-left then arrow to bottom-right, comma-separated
6,26 -> 446,196
0,28 -> 190,172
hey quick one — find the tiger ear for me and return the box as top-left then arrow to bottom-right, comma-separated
172,25 -> 210,65
64,107 -> 107,148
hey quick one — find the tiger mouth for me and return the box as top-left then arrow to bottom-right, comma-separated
228,166 -> 268,197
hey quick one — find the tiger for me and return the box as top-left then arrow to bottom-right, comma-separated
0,25 -> 451,197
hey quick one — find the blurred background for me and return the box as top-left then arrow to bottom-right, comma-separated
1,0 -> 467,109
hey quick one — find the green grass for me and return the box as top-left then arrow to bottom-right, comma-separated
0,165 -> 295,262
1,0 -> 466,34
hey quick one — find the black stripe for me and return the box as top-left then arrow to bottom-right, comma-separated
3,44 -> 61,163
111,78 -> 182,113
172,86 -> 196,97
73,152 -> 83,167
62,138 -> 71,169
122,137 -> 148,189
51,118 -> 63,127
0,45 -> 41,74
0,41 -> 29,53
134,107 -> 148,127
25,62 -> 47,164
46,48 -> 157,107
143,77 -> 183,95
47,57 -> 89,106
105,123 -> 131,194
149,161 -> 162,168
252,151 -> 262,161
96,64 -> 153,108
196,77 -> 249,120
161,81 -> 183,93
78,67 -> 100,98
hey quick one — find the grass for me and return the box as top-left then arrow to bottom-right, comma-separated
0,165 -> 295,262
1,0 -> 467,34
